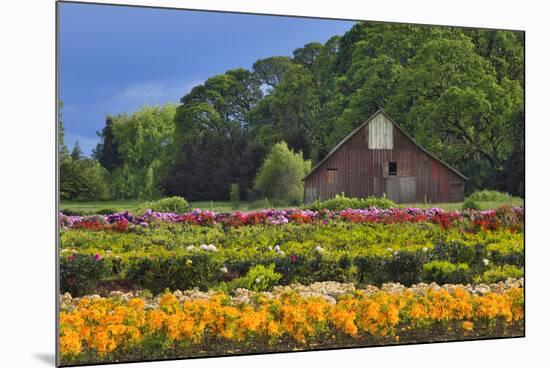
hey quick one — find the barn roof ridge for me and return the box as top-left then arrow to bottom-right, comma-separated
303,109 -> 468,180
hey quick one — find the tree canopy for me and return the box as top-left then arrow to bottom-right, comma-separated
89,22 -> 524,201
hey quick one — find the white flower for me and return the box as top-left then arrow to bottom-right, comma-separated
278,251 -> 285,256
255,277 -> 262,284
274,245 -> 281,252
393,251 -> 399,256
220,267 -> 228,273
207,244 -> 218,252
186,245 -> 195,251
315,246 -> 324,252
422,247 -> 428,252
386,248 -> 393,252
199,244 -> 208,251
483,259 -> 490,266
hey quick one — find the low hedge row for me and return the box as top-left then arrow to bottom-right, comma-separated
60,222 -> 523,295
60,250 -> 523,296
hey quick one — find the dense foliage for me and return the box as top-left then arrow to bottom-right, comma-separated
60,159 -> 109,201
96,104 -> 177,199
87,23 -> 524,201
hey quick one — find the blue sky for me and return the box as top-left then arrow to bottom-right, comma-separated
59,2 -> 356,155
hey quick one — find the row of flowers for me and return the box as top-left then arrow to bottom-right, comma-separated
59,206 -> 524,231
60,282 -> 524,362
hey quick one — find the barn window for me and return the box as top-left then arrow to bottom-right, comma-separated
326,168 -> 338,171
388,162 -> 397,176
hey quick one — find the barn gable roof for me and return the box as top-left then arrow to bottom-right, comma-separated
303,109 -> 468,180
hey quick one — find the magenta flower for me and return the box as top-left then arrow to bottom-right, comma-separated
290,255 -> 298,263
94,253 -> 102,261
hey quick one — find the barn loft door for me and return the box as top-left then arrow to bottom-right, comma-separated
368,114 -> 393,149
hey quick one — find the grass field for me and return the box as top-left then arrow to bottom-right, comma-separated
60,197 -> 524,214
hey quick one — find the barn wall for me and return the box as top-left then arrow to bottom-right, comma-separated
304,114 -> 465,204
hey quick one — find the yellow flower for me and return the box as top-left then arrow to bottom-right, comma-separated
462,321 -> 474,331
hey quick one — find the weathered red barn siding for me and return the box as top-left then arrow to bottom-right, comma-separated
303,111 -> 466,204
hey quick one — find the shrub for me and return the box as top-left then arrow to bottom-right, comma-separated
462,198 -> 481,210
467,190 -> 514,202
305,193 -> 396,211
475,265 -> 524,284
422,261 -> 470,284
125,253 -> 222,294
222,263 -> 282,292
136,196 -> 190,214
96,207 -> 123,215
60,208 -> 91,216
60,253 -> 112,296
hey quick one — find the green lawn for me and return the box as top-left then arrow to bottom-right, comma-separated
60,197 -> 524,215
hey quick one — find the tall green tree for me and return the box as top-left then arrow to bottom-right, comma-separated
93,116 -> 123,172
252,56 -> 294,90
249,64 -> 320,159
58,101 -> 70,163
70,141 -> 83,161
108,104 -> 177,199
165,69 -> 264,200
60,159 -> 108,201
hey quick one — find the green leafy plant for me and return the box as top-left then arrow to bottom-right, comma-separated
422,261 -> 470,284
474,265 -> 523,284
60,253 -> 112,296
136,196 -> 190,214
462,198 -> 481,210
468,190 -> 515,202
223,263 -> 282,292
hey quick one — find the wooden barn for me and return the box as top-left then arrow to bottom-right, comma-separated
303,110 -> 467,204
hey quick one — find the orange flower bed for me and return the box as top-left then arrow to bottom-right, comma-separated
60,286 -> 524,363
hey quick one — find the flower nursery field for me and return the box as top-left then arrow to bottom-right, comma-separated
58,206 -> 525,365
